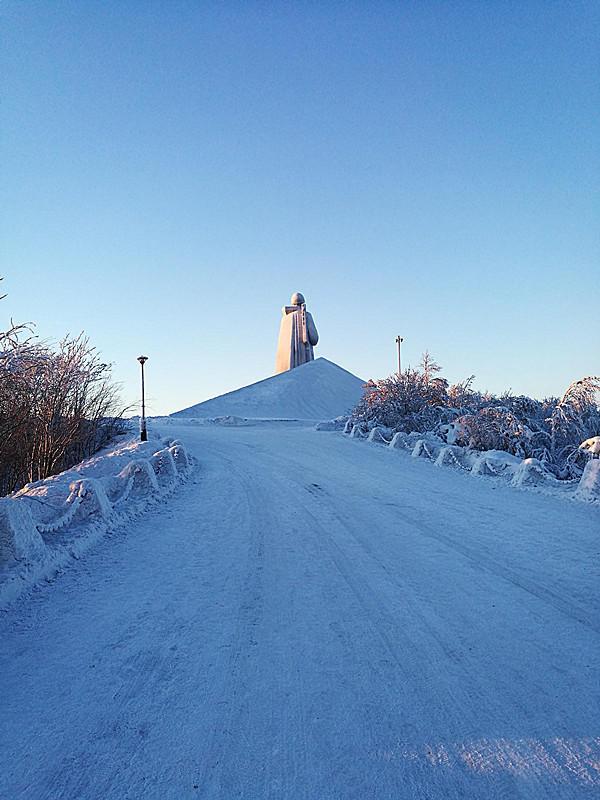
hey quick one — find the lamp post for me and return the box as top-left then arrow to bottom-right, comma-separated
137,356 -> 148,441
395,336 -> 403,376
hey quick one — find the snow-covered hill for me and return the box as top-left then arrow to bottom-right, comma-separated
171,357 -> 365,420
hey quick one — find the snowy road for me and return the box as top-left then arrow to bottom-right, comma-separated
1,421 -> 599,799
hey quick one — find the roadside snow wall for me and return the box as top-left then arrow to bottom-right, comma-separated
0,434 -> 192,607
338,420 -> 597,503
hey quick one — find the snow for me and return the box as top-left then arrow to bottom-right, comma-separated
367,426 -> 394,444
511,458 -> 556,488
579,436 -> 600,458
574,459 -> 600,502
0,431 -> 192,606
469,449 -> 523,477
171,357 -> 366,421
435,445 -> 470,470
412,437 -> 443,460
1,367 -> 599,798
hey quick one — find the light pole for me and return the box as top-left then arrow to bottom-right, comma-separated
137,356 -> 148,441
395,336 -> 403,375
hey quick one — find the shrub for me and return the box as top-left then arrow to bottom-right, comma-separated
352,353 -> 600,479
0,322 -> 125,496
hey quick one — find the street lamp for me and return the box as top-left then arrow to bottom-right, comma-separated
395,336 -> 403,375
137,355 -> 148,441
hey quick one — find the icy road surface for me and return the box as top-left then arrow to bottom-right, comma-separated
1,421 -> 599,799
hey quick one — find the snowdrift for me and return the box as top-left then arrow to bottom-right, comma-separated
171,357 -> 365,421
0,433 -> 192,606
340,422 -> 600,503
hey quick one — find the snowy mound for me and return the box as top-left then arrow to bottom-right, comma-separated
172,358 -> 366,421
0,433 -> 192,607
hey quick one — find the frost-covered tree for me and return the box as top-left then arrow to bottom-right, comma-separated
549,377 -> 600,477
353,354 -> 454,433
453,406 -> 531,457
352,349 -> 600,479
0,285 -> 125,495
419,350 -> 442,384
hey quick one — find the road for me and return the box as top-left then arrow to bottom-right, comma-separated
1,420 -> 599,799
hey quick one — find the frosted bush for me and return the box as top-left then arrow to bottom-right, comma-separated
352,354 -> 599,482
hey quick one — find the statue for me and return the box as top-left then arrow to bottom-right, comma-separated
275,292 -> 319,374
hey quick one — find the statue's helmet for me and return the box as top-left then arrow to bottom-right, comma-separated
291,292 -> 305,306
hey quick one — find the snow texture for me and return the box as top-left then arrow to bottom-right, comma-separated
574,458 -> 600,502
511,458 -> 556,488
343,419 -> 598,502
0,418 -> 598,800
171,357 -> 365,421
1,365 -> 599,800
0,432 -> 192,606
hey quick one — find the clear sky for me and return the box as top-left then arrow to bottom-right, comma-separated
2,1 -> 598,416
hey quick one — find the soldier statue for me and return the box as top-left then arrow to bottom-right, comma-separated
275,292 -> 319,374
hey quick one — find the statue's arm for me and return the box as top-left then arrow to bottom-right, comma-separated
306,312 -> 319,346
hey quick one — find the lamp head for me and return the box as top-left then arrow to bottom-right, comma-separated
137,356 -> 148,365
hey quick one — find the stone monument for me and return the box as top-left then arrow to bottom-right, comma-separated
275,292 -> 319,374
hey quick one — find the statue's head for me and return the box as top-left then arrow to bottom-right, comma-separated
291,292 -> 305,306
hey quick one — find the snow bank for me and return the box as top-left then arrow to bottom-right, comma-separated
435,445 -> 470,470
156,415 -> 313,429
0,433 -> 193,607
511,458 -> 555,488
469,449 -> 522,477
389,431 -> 410,450
340,419 -> 598,504
350,423 -> 367,439
315,416 -> 348,431
367,426 -> 394,444
574,459 -> 600,502
0,499 -> 46,565
411,438 -> 443,461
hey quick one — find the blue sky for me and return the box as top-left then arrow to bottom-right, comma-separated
2,1 -> 598,415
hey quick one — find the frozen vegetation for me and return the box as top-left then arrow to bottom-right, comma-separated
351,352 -> 600,487
0,308 -> 125,497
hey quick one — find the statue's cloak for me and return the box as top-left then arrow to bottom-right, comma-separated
275,305 -> 319,374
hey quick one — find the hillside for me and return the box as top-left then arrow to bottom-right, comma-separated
171,357 -> 365,420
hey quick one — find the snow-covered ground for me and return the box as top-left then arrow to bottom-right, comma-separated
1,416 -> 598,799
0,431 -> 192,607
172,357 -> 366,420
